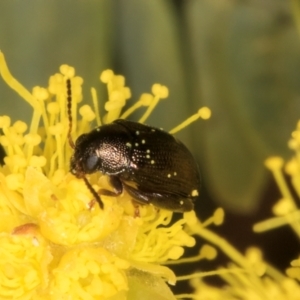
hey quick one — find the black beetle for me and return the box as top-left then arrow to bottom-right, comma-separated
70,119 -> 201,212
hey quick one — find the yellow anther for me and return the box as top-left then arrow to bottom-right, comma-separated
59,65 -> 75,78
168,246 -> 184,260
13,121 -> 27,134
213,208 -> 225,225
291,129 -> 300,141
285,159 -> 299,176
48,123 -> 64,135
174,231 -> 196,247
5,155 -> 27,169
272,198 -> 295,216
105,93 -> 126,111
73,76 -> 84,86
111,90 -> 125,103
29,156 -> 47,168
48,74 -> 64,94
0,135 -> 9,146
105,99 -> 126,112
286,267 -> 300,280
245,248 -> 266,276
200,244 -> 217,260
198,107 -> 211,119
152,84 -> 169,98
288,138 -> 298,150
264,156 -> 284,170
47,102 -> 60,115
24,133 -> 41,146
72,86 -> 83,104
0,116 -> 11,128
113,75 -> 125,88
5,173 -> 24,190
184,211 -> 198,226
100,70 -> 114,83
246,247 -> 263,263
140,94 -> 154,106
101,263 -> 115,274
151,83 -> 169,99
79,105 -> 96,122
32,86 -> 49,101
8,132 -> 24,146
68,78 -> 83,101
123,87 -> 131,99
291,257 -> 300,267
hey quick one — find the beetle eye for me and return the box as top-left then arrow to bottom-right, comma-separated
85,155 -> 98,173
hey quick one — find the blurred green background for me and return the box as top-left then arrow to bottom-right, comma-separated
0,0 -> 300,218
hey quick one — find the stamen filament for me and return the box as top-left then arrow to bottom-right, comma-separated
0,52 -> 42,113
120,100 -> 143,119
169,107 -> 211,134
138,96 -> 160,124
253,210 -> 300,232
176,268 -> 247,281
91,87 -> 101,126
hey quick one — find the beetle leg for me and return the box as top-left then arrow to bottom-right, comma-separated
98,189 -> 119,197
122,182 -> 153,205
120,183 -> 145,217
109,176 -> 123,194
133,203 -> 141,218
98,176 -> 123,197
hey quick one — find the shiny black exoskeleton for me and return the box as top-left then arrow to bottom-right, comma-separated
70,119 -> 200,212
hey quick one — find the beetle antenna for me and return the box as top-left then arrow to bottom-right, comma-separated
66,79 -> 75,149
66,79 -> 104,210
83,176 -> 104,209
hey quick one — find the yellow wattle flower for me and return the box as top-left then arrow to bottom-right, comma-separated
0,224 -> 52,300
2,49 -> 300,300
0,52 -> 207,299
182,122 -> 300,300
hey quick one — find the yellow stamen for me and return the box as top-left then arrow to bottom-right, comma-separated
0,52 -> 213,299
120,93 -> 154,120
264,157 -> 296,206
263,156 -> 300,236
169,107 -> 211,134
164,244 -> 217,265
138,84 -> 168,123
253,210 -> 300,232
201,207 -> 225,227
91,87 -> 101,126
176,268 -> 247,282
0,52 -> 41,113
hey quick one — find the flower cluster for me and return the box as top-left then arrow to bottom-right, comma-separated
4,49 -> 299,300
180,123 -> 300,300
0,52 -> 210,300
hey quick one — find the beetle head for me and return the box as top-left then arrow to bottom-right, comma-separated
70,133 -> 102,178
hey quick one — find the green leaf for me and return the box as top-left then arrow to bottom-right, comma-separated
0,1 -> 113,122
185,0 -> 300,212
115,0 -> 193,144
